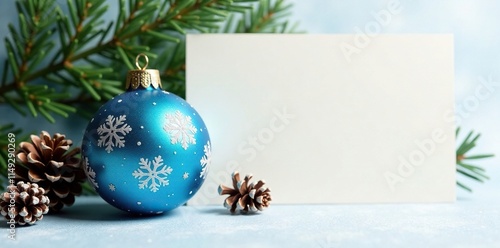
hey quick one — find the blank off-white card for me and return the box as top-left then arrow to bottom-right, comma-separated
186,34 -> 455,205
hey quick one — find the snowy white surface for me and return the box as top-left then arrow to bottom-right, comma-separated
3,166 -> 500,248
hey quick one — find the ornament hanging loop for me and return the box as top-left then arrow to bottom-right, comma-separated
126,53 -> 161,90
135,53 -> 149,70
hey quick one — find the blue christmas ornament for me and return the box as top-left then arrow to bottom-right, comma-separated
81,54 -> 211,214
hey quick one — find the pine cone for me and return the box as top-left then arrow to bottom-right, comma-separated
15,131 -> 86,212
218,171 -> 272,213
0,181 -> 50,225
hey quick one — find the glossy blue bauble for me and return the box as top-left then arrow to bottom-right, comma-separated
81,87 -> 211,214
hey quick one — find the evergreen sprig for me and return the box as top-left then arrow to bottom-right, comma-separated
455,128 -> 494,192
0,0 -> 298,190
0,0 -> 298,122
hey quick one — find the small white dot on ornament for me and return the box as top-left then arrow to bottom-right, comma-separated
194,152 -> 197,155
173,151 -> 177,155
104,109 -> 107,112
135,93 -> 138,95
200,128 -> 203,132
137,141 -> 142,146
137,202 -> 142,205
156,211 -> 163,214
118,99 -> 122,103
140,126 -> 144,129
102,165 -> 105,169
189,191 -> 193,195
152,102 -> 157,106
159,145 -> 162,148
91,118 -> 94,122
193,112 -> 196,116
112,199 -> 115,202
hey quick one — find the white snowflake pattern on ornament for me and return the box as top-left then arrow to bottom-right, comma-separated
83,157 -> 99,189
200,141 -> 212,179
97,115 -> 132,153
132,155 -> 173,193
163,110 -> 197,150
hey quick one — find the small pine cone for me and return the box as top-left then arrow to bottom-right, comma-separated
15,131 -> 86,212
218,171 -> 272,213
0,182 -> 50,225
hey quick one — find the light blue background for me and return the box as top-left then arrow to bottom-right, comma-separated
1,1 -> 500,247
0,1 -> 498,188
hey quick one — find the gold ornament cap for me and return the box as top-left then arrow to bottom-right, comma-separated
126,54 -> 162,90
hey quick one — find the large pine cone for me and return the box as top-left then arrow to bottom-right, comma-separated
218,171 -> 272,213
0,181 -> 50,225
15,131 -> 86,212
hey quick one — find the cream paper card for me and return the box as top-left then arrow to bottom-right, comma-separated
186,34 -> 455,204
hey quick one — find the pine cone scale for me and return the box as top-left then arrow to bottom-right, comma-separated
19,207 -> 29,217
45,172 -> 62,182
61,173 -> 76,183
248,200 -> 257,212
232,173 -> 240,190
53,185 -> 70,198
53,145 -> 70,159
49,160 -> 64,168
238,180 -> 248,195
25,152 -> 40,164
225,194 -> 239,210
237,194 -> 249,211
29,135 -> 42,152
254,180 -> 265,189
19,141 -> 38,156
40,143 -> 53,161
28,169 -> 44,182
218,184 -> 237,195
41,131 -> 53,146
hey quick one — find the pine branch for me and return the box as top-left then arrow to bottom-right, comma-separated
1,0 -> 278,123
456,127 -> 494,192
222,0 -> 300,33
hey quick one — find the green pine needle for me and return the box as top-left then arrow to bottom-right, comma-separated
456,128 -> 494,192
